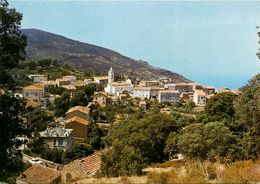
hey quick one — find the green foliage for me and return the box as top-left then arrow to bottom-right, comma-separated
101,113 -> 185,176
62,143 -> 93,164
178,122 -> 243,162
198,92 -> 237,124
41,148 -> 64,164
54,91 -> 71,117
0,0 -> 26,87
87,125 -> 106,150
0,94 -> 27,180
46,86 -> 66,95
234,74 -> 260,159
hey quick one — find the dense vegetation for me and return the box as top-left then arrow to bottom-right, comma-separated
100,75 -> 260,177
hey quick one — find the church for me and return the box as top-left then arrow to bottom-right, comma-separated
104,68 -> 133,95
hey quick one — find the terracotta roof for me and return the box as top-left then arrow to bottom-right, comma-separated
74,149 -> 110,177
194,90 -> 206,96
159,90 -> 180,94
61,85 -> 76,90
110,82 -> 132,87
134,86 -> 152,90
66,106 -> 90,115
94,92 -> 109,97
141,80 -> 160,83
23,83 -> 45,90
94,76 -> 108,80
65,116 -> 89,126
139,100 -> 146,105
17,164 -> 60,184
203,86 -> 215,89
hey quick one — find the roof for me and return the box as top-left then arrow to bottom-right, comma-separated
40,126 -> 73,138
94,76 -> 108,80
141,80 -> 160,83
63,75 -> 76,78
61,85 -> 76,90
72,149 -> 110,177
134,86 -> 152,91
65,116 -> 89,126
203,86 -> 215,89
94,92 -> 109,97
109,82 -> 132,87
66,106 -> 90,115
28,74 -> 46,78
17,164 -> 60,184
23,83 -> 45,91
159,90 -> 180,94
26,99 -> 41,108
139,100 -> 147,105
194,90 -> 206,96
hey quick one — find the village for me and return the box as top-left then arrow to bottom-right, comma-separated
13,66 -> 242,184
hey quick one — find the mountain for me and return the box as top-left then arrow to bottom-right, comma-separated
22,29 -> 190,82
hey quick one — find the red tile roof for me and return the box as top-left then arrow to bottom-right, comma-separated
17,164 -> 60,184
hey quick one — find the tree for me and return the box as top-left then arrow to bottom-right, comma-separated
62,143 -> 93,164
54,91 -> 71,117
0,0 -> 27,87
177,122 -> 243,162
0,94 -> 27,180
198,92 -> 237,127
235,74 -> 260,159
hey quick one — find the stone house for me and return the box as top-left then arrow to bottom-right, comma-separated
65,116 -> 90,139
93,92 -> 111,107
158,90 -> 180,103
39,126 -> 73,151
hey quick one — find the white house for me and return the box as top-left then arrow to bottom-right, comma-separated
28,74 -> 48,83
105,82 -> 133,95
193,90 -> 207,106
62,75 -> 77,82
131,86 -> 151,99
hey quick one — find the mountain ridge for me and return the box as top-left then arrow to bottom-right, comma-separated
22,28 -> 190,82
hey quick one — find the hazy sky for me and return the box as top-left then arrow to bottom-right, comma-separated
9,0 -> 260,89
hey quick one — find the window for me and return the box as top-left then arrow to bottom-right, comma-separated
58,139 -> 63,146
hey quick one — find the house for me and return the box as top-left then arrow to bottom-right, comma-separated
93,92 -> 111,107
65,116 -> 89,139
16,164 -> 61,184
61,149 -> 109,183
193,90 -> 207,106
131,86 -> 151,99
24,99 -> 42,129
203,86 -> 216,95
139,80 -> 160,87
65,106 -> 90,120
158,90 -> 180,103
23,83 -> 45,103
62,75 -> 77,82
71,80 -> 85,87
39,126 -> 73,151
56,79 -> 70,87
94,76 -> 109,85
104,81 -> 133,95
28,74 -> 48,83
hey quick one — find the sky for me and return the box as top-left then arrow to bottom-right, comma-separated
9,0 -> 260,89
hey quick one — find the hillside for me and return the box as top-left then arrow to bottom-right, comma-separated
22,29 -> 190,82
